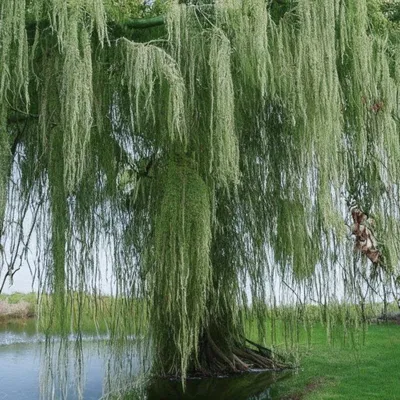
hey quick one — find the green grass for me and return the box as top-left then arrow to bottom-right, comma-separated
0,292 -> 37,304
271,323 -> 400,399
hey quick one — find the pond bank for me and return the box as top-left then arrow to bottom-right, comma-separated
0,300 -> 35,321
0,293 -> 37,321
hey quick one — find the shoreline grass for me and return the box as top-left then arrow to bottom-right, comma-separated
0,292 -> 37,321
270,322 -> 400,399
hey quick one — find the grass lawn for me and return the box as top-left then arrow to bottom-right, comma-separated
272,323 -> 400,399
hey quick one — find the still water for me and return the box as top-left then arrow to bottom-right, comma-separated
0,320 -> 287,399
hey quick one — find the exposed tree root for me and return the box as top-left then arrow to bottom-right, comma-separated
187,331 -> 290,378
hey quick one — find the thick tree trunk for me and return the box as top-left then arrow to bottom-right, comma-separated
150,172 -> 289,379
154,332 -> 287,379
152,308 -> 288,379
192,329 -> 287,377
48,128 -> 67,332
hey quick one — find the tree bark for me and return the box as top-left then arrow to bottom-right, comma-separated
188,324 -> 288,377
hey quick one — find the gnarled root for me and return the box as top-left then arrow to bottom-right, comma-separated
191,331 -> 289,377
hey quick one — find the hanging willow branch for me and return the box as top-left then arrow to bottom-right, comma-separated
27,15 -> 165,38
2,0 -> 400,388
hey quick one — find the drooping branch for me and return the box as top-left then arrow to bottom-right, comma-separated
7,114 -> 38,159
2,0 -> 400,385
26,15 -> 165,42
6,114 -> 38,124
23,0 -> 295,40
6,107 -> 39,159
123,16 -> 165,29
0,267 -> 21,294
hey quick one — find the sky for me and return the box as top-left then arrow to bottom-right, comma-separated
1,266 -> 36,294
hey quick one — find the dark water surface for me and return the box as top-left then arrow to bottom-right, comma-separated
146,372 -> 287,400
0,321 -> 287,399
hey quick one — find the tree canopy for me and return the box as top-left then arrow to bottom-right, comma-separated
1,0 -> 400,384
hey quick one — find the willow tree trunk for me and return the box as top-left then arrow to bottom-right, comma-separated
153,286 -> 286,378
150,175 -> 286,378
48,128 -> 67,332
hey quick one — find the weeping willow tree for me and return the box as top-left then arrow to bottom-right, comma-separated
2,0 -> 400,382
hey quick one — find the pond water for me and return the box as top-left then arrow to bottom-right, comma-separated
0,320 -> 288,399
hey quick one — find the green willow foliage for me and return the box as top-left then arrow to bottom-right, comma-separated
152,157 -> 211,376
1,0 -> 400,382
120,37 -> 186,146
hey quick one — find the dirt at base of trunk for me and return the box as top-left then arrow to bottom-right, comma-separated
0,300 -> 35,320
